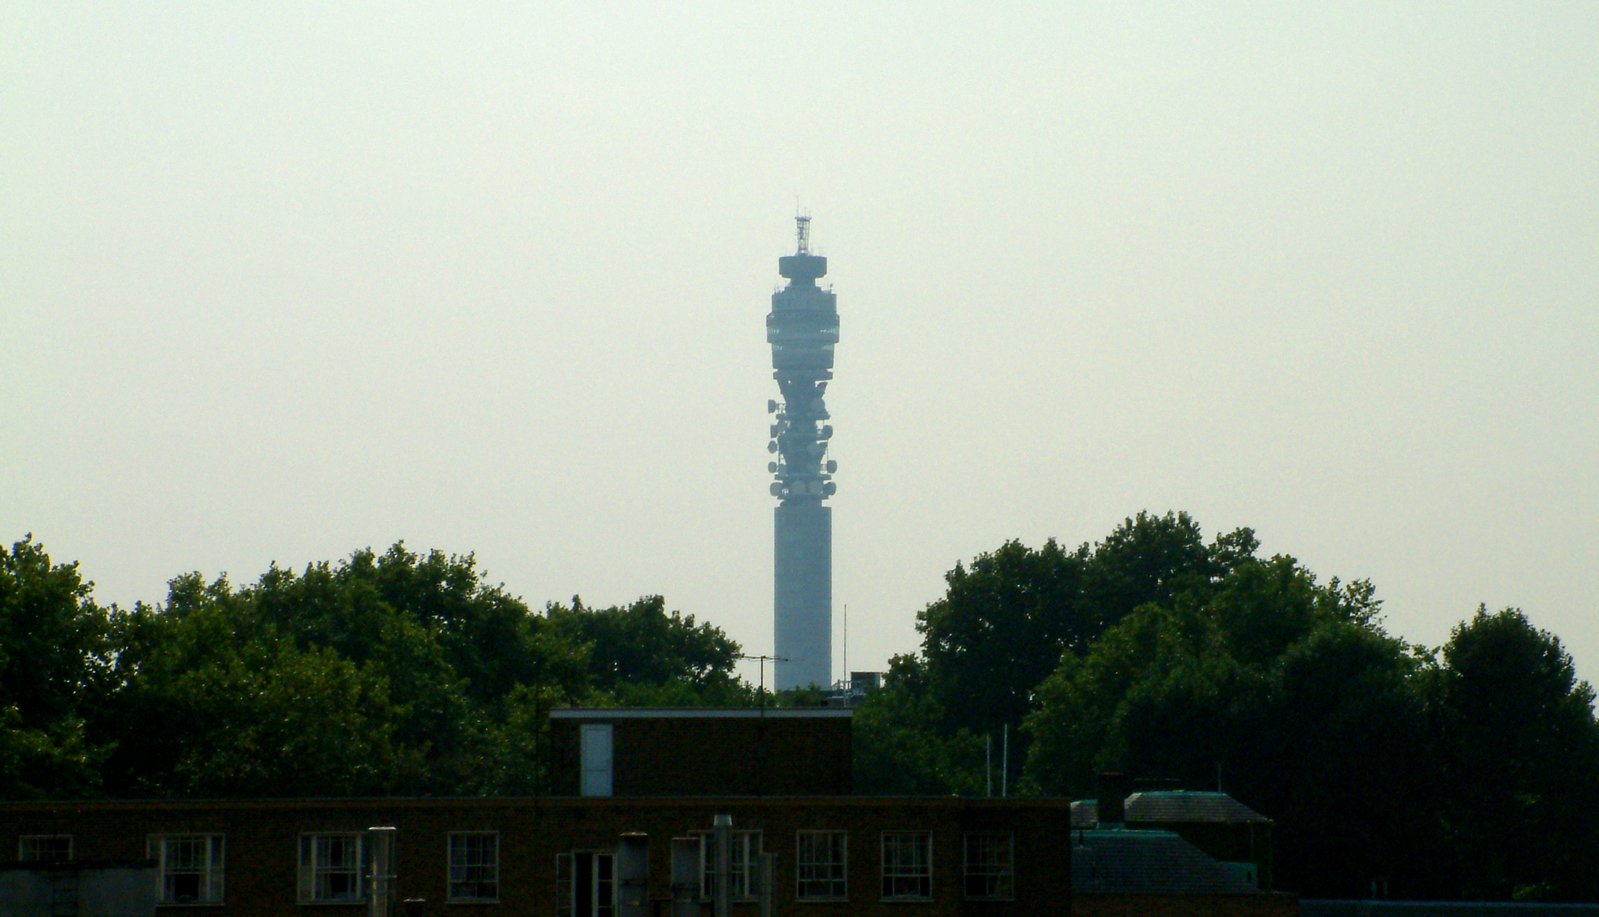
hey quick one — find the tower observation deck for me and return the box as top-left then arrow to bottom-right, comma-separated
766,215 -> 839,691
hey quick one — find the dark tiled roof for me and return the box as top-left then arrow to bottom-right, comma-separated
1126,791 -> 1270,824
1072,828 -> 1258,895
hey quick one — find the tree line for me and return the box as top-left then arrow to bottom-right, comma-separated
6,515 -> 1599,900
1,537 -> 745,799
853,512 -> 1599,901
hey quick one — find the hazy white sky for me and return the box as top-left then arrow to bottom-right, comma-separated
4,3 -> 1596,689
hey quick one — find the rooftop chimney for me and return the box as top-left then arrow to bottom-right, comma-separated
1096,772 -> 1131,826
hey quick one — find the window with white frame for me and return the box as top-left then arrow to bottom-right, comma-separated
697,830 -> 760,900
448,832 -> 499,902
880,831 -> 932,901
796,830 -> 847,901
148,834 -> 225,905
299,833 -> 364,903
19,835 -> 73,863
962,832 -> 1013,900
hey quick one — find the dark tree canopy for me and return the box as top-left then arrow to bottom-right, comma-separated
0,536 -> 113,798
916,537 -> 1086,736
545,594 -> 743,703
1428,608 -> 1599,900
852,654 -> 985,796
3,539 -> 748,800
864,514 -> 1599,901
907,512 -> 1262,790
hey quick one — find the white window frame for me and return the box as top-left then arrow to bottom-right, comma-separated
148,834 -> 225,906
961,832 -> 1014,901
697,830 -> 761,901
880,831 -> 933,901
795,830 -> 847,901
18,835 -> 73,863
447,832 -> 500,903
298,833 -> 365,904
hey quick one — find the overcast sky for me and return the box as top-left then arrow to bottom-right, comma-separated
5,3 -> 1596,690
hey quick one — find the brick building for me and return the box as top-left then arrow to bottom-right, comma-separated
1,709 -> 1075,916
1,795 -> 1072,917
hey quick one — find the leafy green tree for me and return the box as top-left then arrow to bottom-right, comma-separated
0,536 -> 112,798
1023,552 -> 1387,794
775,684 -> 830,707
545,595 -> 743,701
98,547 -> 590,797
852,655 -> 986,796
166,639 -> 408,797
1079,511 -> 1231,629
364,544 -> 588,702
916,513 -> 1261,791
1023,600 -> 1229,797
467,682 -> 566,795
1429,608 -> 1599,901
1022,550 -> 1441,896
1230,621 -> 1437,897
917,538 -> 1086,738
93,545 -> 753,798
98,563 -> 477,797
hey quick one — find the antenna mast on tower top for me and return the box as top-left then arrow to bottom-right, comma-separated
795,214 -> 811,254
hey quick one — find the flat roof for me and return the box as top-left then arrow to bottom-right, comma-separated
0,796 -> 1069,812
548,707 -> 852,720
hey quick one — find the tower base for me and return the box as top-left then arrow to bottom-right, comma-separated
774,502 -> 832,691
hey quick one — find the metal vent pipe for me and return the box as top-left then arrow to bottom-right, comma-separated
618,833 -> 648,917
367,826 -> 396,917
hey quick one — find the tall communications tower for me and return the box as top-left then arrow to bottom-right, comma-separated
766,215 -> 839,691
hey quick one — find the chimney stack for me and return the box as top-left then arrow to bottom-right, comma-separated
1096,772 -> 1131,826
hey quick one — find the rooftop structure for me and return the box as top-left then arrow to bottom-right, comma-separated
548,706 -> 852,797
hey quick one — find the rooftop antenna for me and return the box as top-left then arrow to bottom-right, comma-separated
740,653 -> 789,712
795,213 -> 811,254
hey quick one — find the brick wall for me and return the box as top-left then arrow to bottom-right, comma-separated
1,796 -> 1070,917
548,713 -> 853,797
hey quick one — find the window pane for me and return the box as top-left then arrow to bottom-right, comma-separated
963,833 -> 1013,900
153,834 -> 224,905
166,873 -> 201,903
881,832 -> 932,900
449,833 -> 499,901
796,831 -> 846,900
19,836 -> 72,863
302,834 -> 361,902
